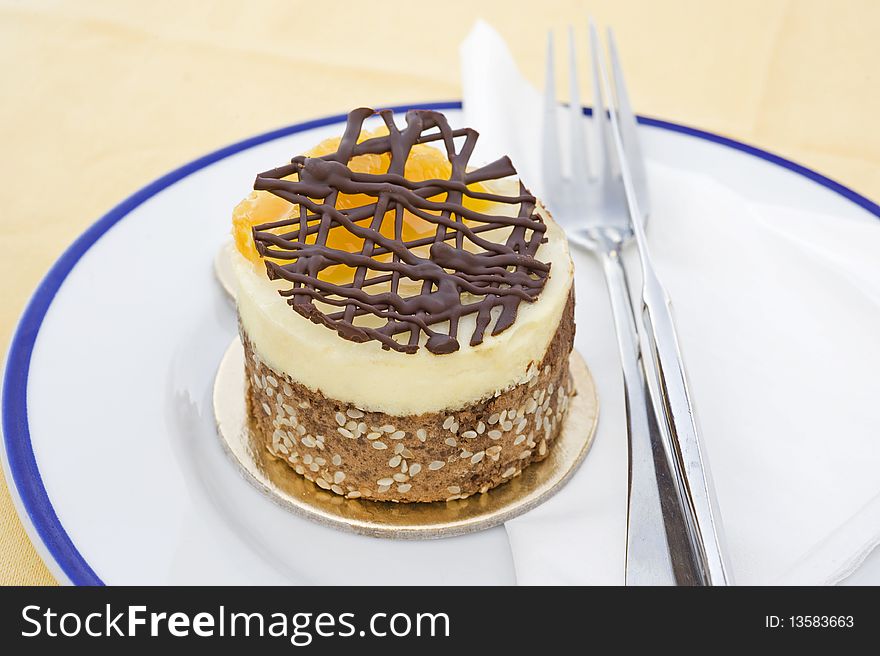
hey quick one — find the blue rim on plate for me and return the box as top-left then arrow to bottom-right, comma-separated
3,101 -> 879,586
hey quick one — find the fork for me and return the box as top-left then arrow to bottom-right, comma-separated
540,27 -> 682,585
593,23 -> 731,585
542,21 -> 732,585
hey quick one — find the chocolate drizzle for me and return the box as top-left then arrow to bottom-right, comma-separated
251,107 -> 550,355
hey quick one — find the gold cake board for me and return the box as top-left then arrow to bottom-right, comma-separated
213,337 -> 599,539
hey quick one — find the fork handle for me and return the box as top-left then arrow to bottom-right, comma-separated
599,248 -> 678,585
638,266 -> 732,586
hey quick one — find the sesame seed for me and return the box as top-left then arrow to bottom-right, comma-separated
460,450 -> 473,459
335,412 -> 346,426
488,413 -> 500,425
301,435 -> 317,448
296,424 -> 306,436
346,408 -> 364,419
488,430 -> 502,440
444,437 -> 457,447
303,454 -> 313,464
501,421 -> 513,431
450,421 -> 459,434
334,471 -> 345,484
309,462 -> 320,472
526,398 -> 538,414
393,473 -> 409,482
428,461 -> 446,470
332,454 -> 342,466
283,383 -> 293,396
394,443 -> 405,455
389,455 -> 402,467
380,424 -> 396,433
471,451 -> 485,464
400,448 -> 414,459
378,484 -> 391,493
416,429 -> 427,442
409,463 -> 422,476
447,485 -> 461,494
298,401 -> 310,409
514,434 -> 526,445
502,467 -> 517,478
345,420 -> 357,431
266,375 -> 278,388
377,477 -> 394,486
367,432 -> 382,440
477,421 -> 486,434
461,430 -> 477,439
516,418 -> 528,433
390,430 -> 405,440
519,450 -> 532,460
486,445 -> 502,456
331,485 -> 344,495
261,403 -> 272,416
337,427 -> 354,439
295,465 -> 305,475
346,491 -> 362,499
397,483 -> 412,493
443,416 -> 455,429
266,386 -> 274,397
539,440 -> 548,456
372,441 -> 388,450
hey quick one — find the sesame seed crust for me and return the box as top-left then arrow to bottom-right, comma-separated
242,289 -> 575,502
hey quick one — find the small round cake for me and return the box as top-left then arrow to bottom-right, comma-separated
229,107 -> 575,502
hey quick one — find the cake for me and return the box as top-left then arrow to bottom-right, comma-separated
228,107 -> 575,503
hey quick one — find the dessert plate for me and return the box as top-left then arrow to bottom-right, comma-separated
3,102 -> 879,585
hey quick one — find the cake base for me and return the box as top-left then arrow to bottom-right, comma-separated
213,337 -> 599,539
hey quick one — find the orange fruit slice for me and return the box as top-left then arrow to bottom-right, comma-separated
231,127 -> 491,284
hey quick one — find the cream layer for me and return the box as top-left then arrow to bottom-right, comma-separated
230,190 -> 573,416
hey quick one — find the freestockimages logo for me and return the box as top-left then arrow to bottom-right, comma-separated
21,605 -> 451,646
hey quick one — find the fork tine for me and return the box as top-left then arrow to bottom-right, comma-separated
608,28 -> 649,215
542,31 -> 563,201
567,26 -> 590,185
588,19 -> 616,188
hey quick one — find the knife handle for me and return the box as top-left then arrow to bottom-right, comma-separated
638,266 -> 732,586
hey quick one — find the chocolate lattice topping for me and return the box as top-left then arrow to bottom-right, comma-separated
251,107 -> 550,355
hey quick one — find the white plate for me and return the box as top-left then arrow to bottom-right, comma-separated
3,103 -> 879,585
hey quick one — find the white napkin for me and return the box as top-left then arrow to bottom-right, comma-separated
460,20 -> 880,585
